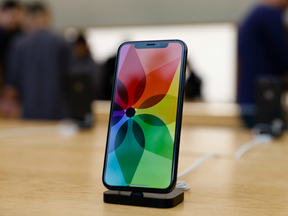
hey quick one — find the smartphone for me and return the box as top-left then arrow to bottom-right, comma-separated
102,40 -> 187,193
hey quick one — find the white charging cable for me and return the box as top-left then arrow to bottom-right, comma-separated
176,122 -> 280,190
176,152 -> 219,191
234,123 -> 274,160
234,134 -> 272,160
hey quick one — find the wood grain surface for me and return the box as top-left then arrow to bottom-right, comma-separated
0,118 -> 288,216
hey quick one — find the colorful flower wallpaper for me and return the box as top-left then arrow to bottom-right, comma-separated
104,42 -> 183,189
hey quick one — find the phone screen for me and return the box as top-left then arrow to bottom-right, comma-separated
103,41 -> 186,191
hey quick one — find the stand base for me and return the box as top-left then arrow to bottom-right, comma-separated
103,189 -> 184,208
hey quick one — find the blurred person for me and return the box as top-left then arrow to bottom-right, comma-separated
0,0 -> 22,87
238,0 -> 288,127
185,61 -> 202,101
102,54 -> 116,100
65,34 -> 102,128
70,34 -> 102,99
3,2 -> 72,119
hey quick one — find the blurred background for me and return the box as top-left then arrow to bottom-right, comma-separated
0,0 -> 287,129
2,1 -> 288,214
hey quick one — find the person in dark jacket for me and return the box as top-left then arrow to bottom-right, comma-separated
70,34 -> 102,100
3,2 -> 72,119
238,0 -> 288,127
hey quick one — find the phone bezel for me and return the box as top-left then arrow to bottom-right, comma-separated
102,40 -> 187,193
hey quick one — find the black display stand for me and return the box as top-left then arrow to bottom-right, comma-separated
103,189 -> 184,208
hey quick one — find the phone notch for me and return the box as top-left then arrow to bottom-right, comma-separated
135,42 -> 168,49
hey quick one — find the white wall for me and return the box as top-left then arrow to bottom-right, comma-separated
42,0 -> 259,28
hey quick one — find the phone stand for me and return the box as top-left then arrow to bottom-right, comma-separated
103,189 -> 184,208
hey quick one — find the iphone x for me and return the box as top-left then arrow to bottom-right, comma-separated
102,40 -> 187,193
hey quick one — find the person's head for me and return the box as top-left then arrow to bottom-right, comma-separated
0,0 -> 22,30
263,0 -> 288,10
18,3 -> 33,32
73,35 -> 90,59
26,2 -> 51,31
